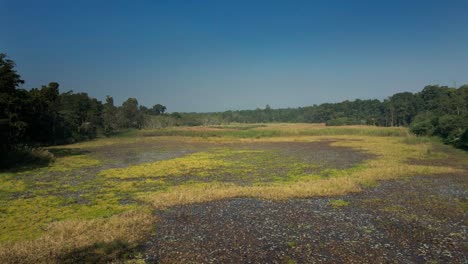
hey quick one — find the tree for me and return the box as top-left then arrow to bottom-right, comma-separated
102,96 -> 117,136
58,91 -> 102,141
139,105 -> 149,114
419,85 -> 453,115
27,83 -> 62,143
0,53 -> 24,94
120,98 -> 145,128
0,54 -> 26,150
388,92 -> 422,126
150,104 -> 166,115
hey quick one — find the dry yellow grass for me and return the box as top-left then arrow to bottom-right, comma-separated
138,135 -> 463,209
138,177 -> 363,209
0,211 -> 153,263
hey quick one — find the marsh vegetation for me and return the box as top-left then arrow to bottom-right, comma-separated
0,124 -> 466,263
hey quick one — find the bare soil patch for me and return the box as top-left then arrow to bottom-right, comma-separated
145,173 -> 467,263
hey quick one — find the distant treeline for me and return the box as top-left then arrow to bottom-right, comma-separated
182,85 -> 468,149
1,53 -> 468,153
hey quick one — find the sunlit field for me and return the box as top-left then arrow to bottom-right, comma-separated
1,124 -> 466,263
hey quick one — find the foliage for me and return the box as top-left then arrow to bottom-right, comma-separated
0,54 -> 24,94
408,86 -> 468,149
0,53 -> 25,151
409,112 -> 435,136
102,96 -> 118,136
149,103 -> 166,115
120,98 -> 142,129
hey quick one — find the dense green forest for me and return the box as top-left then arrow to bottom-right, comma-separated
1,53 -> 467,165
0,55 -> 168,147
0,54 -> 167,165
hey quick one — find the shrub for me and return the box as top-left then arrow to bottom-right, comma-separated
410,113 -> 435,136
0,146 -> 55,170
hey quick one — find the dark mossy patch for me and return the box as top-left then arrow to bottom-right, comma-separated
59,240 -> 140,264
146,173 -> 467,263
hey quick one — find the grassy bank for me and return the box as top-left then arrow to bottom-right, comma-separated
138,124 -> 409,138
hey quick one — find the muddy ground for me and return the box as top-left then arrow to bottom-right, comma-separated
145,172 -> 467,263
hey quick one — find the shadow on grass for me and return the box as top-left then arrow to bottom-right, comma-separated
59,240 -> 140,264
0,147 -> 90,172
48,148 -> 90,157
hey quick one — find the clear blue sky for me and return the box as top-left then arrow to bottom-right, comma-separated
2,0 -> 468,112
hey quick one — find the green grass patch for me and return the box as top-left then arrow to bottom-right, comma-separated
382,205 -> 406,213
0,194 -> 137,241
138,125 -> 408,138
286,241 -> 297,248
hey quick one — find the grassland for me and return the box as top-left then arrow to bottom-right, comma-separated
0,124 -> 466,263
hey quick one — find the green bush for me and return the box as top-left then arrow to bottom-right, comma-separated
410,113 -> 435,136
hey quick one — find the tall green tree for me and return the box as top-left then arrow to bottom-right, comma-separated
388,92 -> 422,126
0,53 -> 24,95
59,91 -> 102,141
102,96 -> 118,136
120,98 -> 144,128
27,82 -> 61,143
0,54 -> 26,149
